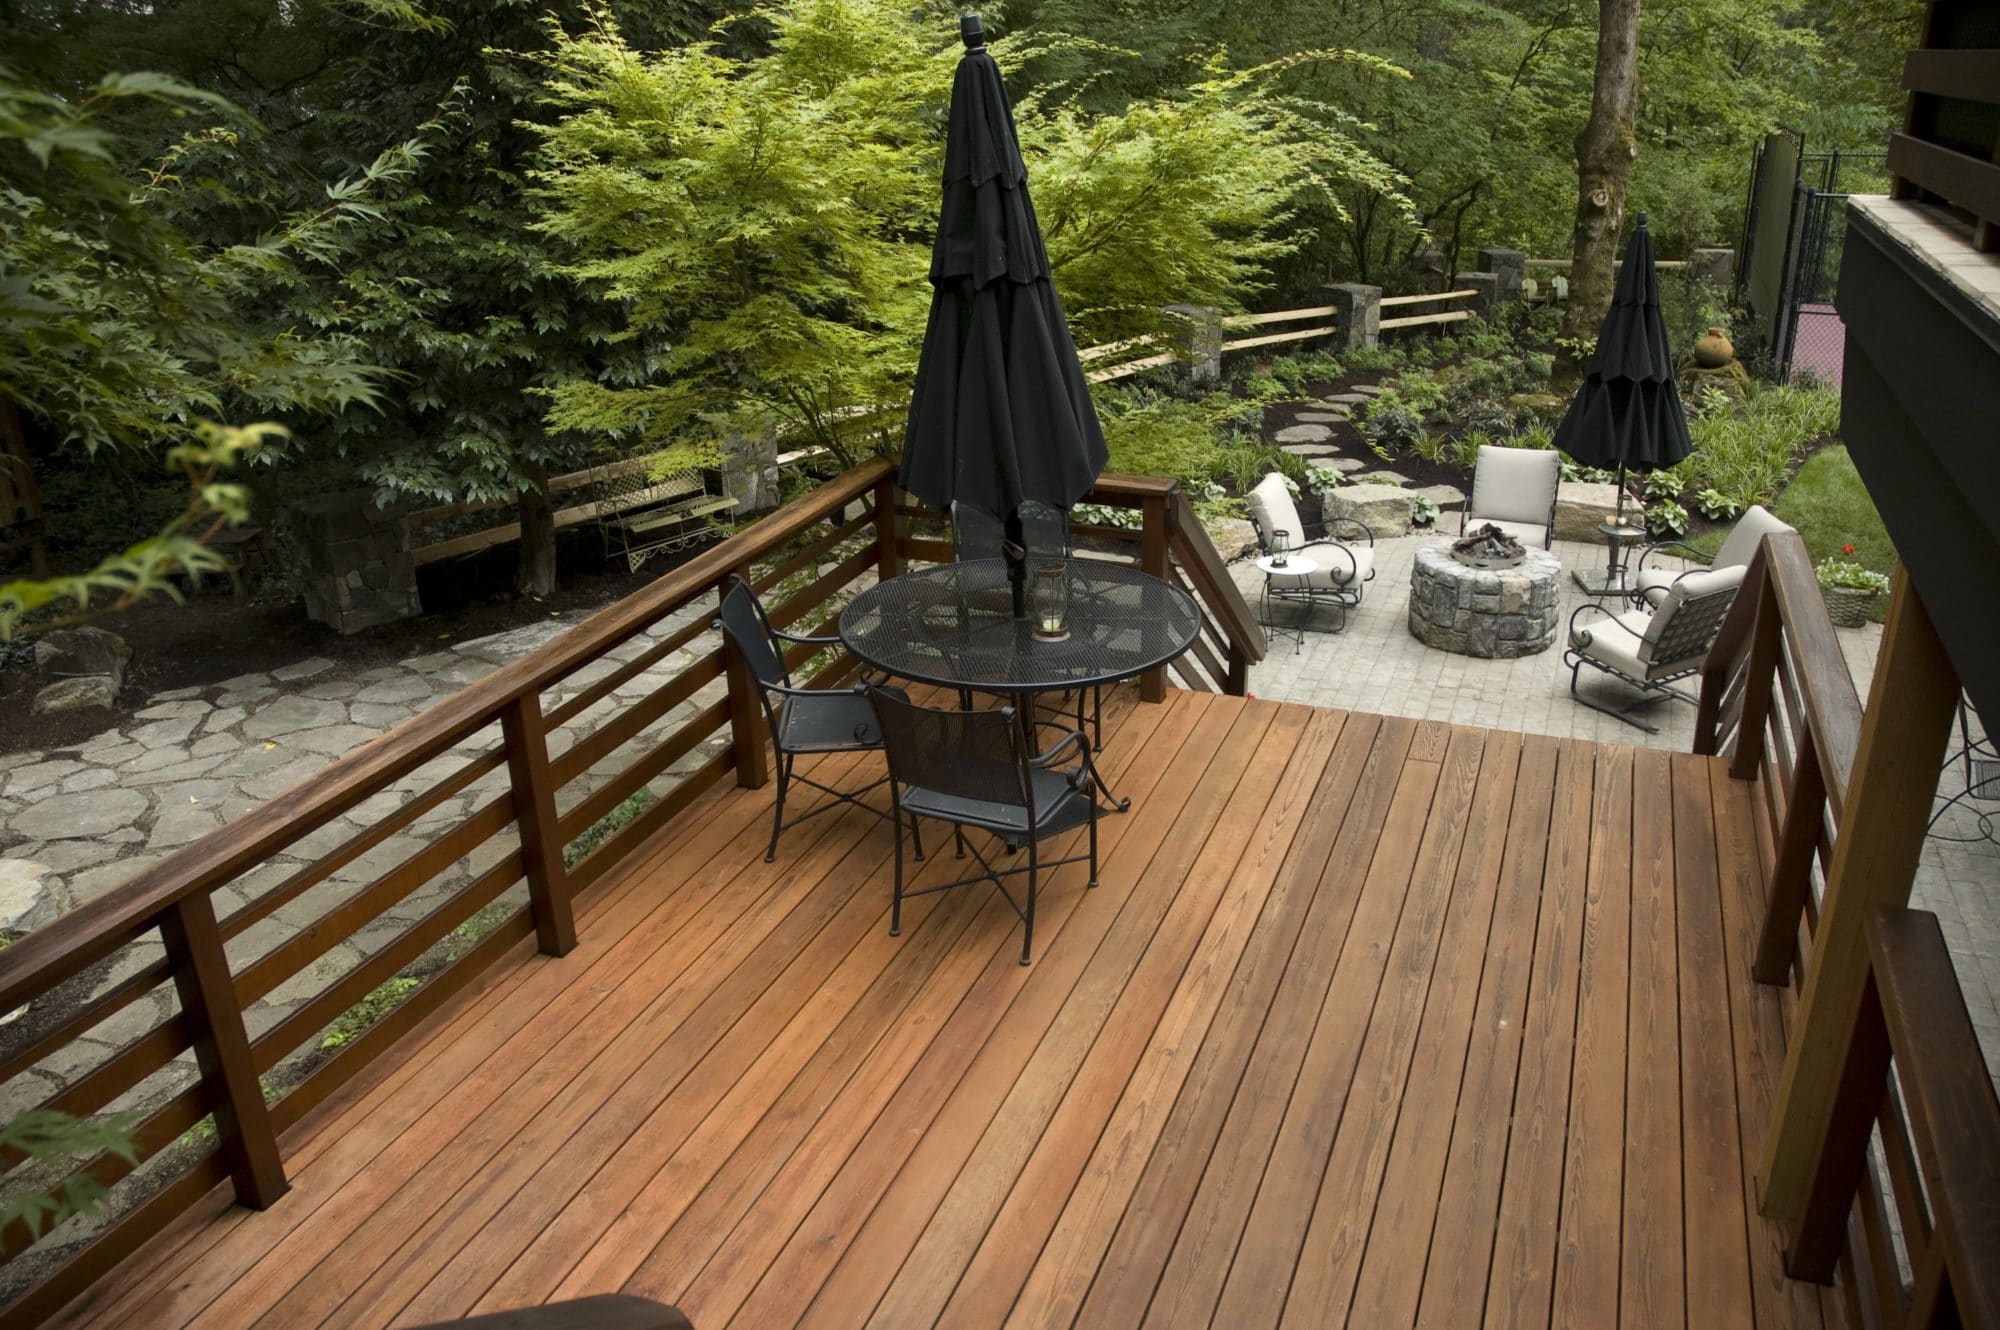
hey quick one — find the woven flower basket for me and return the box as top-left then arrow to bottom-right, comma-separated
1822,585 -> 1878,628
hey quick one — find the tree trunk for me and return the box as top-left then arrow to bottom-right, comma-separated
1560,0 -> 1644,376
515,461 -> 557,598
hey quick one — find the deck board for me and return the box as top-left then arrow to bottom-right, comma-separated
51,689 -> 1828,1330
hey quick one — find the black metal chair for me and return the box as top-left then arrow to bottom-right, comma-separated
867,686 -> 1101,965
950,501 -> 1100,742
716,575 -> 910,862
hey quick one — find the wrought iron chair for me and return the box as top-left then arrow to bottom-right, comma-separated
1628,504 -> 1794,610
867,686 -> 1101,965
1563,564 -> 1747,732
1461,445 -> 1560,549
716,575 -> 909,862
1242,473 -> 1375,632
950,500 -> 1100,741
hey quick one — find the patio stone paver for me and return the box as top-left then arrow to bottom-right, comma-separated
1235,530 -> 1998,1072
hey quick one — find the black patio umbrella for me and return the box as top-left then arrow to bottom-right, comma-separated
900,13 -> 1108,617
1551,213 -> 1693,535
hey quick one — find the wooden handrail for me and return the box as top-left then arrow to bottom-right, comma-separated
0,460 -> 892,1017
0,456 -> 1247,1321
406,1294 -> 694,1330
1695,531 -> 1867,988
1786,908 -> 2000,1328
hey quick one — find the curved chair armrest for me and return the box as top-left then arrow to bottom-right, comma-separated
1027,727 -> 1092,770
762,679 -> 873,701
1567,601 -> 1643,648
1633,539 -> 1710,574
1294,538 -> 1363,584
770,625 -> 842,647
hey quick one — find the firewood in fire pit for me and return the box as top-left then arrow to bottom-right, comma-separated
1450,523 -> 1527,569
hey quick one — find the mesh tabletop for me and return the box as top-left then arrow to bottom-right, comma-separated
840,559 -> 1201,694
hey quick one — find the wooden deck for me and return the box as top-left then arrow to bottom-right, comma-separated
51,688 -> 1842,1330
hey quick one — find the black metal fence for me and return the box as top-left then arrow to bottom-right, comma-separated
1737,136 -> 1890,383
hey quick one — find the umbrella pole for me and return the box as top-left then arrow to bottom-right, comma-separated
1604,463 -> 1629,591
1005,509 -> 1027,619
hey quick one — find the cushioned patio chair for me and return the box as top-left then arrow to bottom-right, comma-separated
1461,445 -> 1560,549
1628,503 -> 1794,609
1563,563 -> 1747,732
716,575 -> 908,862
1243,472 -> 1376,632
867,686 -> 1101,965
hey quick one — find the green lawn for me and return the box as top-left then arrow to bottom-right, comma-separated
1690,445 -> 1894,621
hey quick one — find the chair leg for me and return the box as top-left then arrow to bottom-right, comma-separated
890,799 -> 905,938
764,752 -> 791,863
1087,797 -> 1099,889
954,826 -> 967,859
1021,835 -> 1037,965
910,814 -> 925,861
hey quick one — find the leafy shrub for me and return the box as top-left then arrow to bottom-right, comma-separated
1410,493 -> 1441,526
1642,469 -> 1683,503
1646,499 -> 1690,537
1460,398 -> 1515,438
1695,488 -> 1744,521
320,977 -> 422,1051
1388,371 -> 1446,414
1358,391 -> 1424,454
1301,465 -> 1343,497
1073,502 -> 1142,530
1683,382 -> 1839,512
1814,557 -> 1890,593
1344,344 -> 1405,373
1510,423 -> 1556,451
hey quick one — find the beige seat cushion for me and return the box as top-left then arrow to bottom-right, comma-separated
1269,544 -> 1374,592
1466,446 -> 1560,540
1570,607 -> 1654,680
1246,474 -> 1308,549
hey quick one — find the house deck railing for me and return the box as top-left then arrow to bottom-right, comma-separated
0,462 -> 1262,1323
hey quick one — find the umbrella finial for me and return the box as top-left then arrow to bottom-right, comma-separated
1636,211 -> 1649,229
960,13 -> 985,48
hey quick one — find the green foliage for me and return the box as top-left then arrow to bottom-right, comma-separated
1410,492 -> 1440,526
319,977 -> 422,1051
1,422 -> 280,639
565,789 -> 658,867
444,899 -> 522,964
1695,488 -> 1744,521
0,1110 -> 139,1239
1641,469 -> 1684,504
1657,271 -> 1733,368
1814,557 -> 1889,594
1682,382 -> 1839,514
1646,498 -> 1690,538
1342,344 -> 1404,374
1357,391 -> 1423,454
526,2 -> 1409,465
1772,446 -> 1895,614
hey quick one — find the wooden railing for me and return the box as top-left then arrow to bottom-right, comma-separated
1891,6 -> 2000,253
0,462 -> 1258,1322
1788,907 -> 2000,1329
1695,535 -> 2000,1321
1694,530 -> 1863,987
1376,288 -> 1479,333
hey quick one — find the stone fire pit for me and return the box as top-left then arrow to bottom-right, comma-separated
1409,540 -> 1562,658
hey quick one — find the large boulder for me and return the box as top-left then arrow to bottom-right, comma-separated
35,626 -> 131,686
33,676 -> 119,714
1554,481 -> 1625,543
1204,516 -> 1259,560
1324,483 -> 1414,539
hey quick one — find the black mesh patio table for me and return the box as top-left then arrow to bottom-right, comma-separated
840,559 -> 1200,808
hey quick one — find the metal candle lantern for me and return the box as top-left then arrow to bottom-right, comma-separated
1031,561 -> 1071,642
1270,529 -> 1291,568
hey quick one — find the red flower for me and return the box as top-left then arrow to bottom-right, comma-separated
1842,544 -> 1855,554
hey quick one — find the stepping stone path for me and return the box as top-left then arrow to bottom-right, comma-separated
0,596 -> 733,1120
1294,411 -> 1347,424
1274,424 -> 1332,444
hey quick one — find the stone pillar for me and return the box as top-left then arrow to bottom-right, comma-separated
1455,271 -> 1501,317
1692,247 -> 1736,290
1326,283 -> 1382,350
291,491 -> 420,634
1477,247 -> 1527,301
1414,248 -> 1450,290
721,425 -> 781,516
1166,304 -> 1223,382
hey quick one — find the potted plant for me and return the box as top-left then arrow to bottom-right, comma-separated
1815,548 -> 1890,626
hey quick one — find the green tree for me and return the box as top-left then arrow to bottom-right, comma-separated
526,0 -> 1409,463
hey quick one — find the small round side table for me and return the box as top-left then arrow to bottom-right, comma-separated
1256,554 -> 1320,654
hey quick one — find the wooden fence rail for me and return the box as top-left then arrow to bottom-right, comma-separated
0,461 -> 1260,1324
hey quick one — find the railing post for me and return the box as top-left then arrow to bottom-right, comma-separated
1140,490 -> 1171,702
1784,963 -> 1891,1282
1758,567 -> 1958,1221
874,472 -> 902,581
501,694 -> 577,956
158,894 -> 287,1209
1754,725 -> 1827,985
721,575 -> 773,790
1729,568 -> 1785,780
